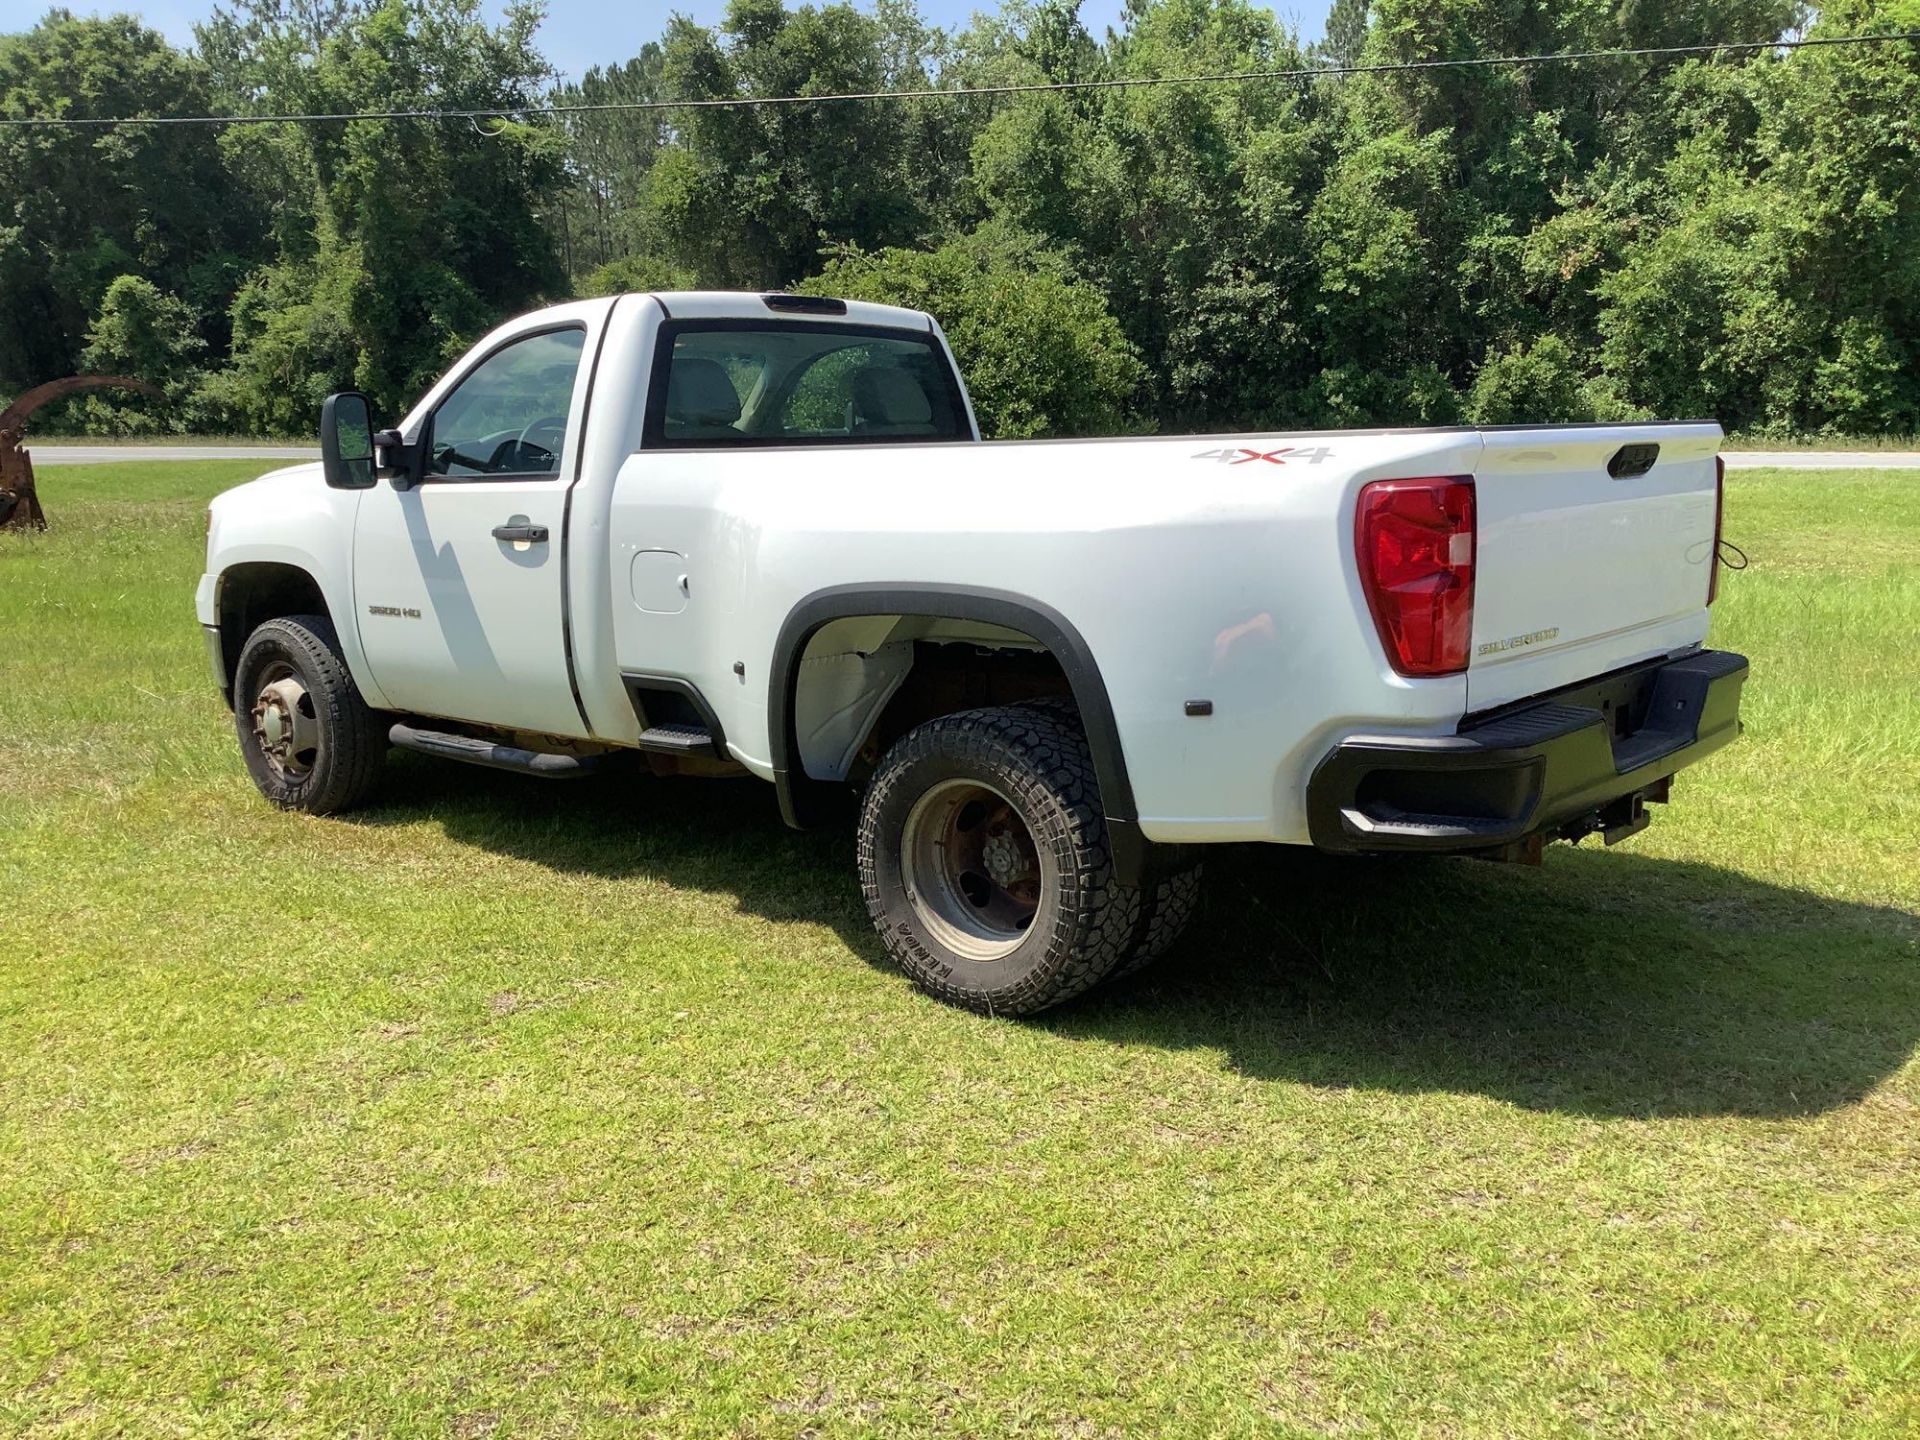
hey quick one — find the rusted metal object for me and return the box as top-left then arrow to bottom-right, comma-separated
0,375 -> 165,532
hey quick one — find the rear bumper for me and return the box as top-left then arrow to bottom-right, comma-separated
1306,648 -> 1748,855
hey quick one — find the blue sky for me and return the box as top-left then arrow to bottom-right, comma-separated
71,0 -> 1335,84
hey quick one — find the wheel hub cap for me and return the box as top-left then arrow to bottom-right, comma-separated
982,829 -> 1028,887
251,669 -> 318,780
900,779 -> 1044,963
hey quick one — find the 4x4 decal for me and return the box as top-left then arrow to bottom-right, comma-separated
1191,445 -> 1334,466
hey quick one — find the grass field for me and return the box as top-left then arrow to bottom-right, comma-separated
2,460 -> 1916,1437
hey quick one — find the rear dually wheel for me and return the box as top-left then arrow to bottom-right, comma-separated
857,705 -> 1147,1015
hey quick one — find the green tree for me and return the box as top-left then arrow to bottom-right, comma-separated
1467,334 -> 1587,425
1304,127 -> 1466,421
650,0 -> 924,288
71,275 -> 208,433
1592,1 -> 1920,432
549,47 -> 673,281
802,231 -> 1144,437
971,0 -> 1332,429
1320,0 -> 1368,67
200,0 -> 567,431
576,252 -> 695,297
0,12 -> 259,400
9,0 -> 1920,442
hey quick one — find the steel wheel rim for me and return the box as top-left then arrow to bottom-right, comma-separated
900,778 -> 1046,962
250,662 -> 319,782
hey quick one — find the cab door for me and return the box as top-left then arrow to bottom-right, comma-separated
352,324 -> 592,737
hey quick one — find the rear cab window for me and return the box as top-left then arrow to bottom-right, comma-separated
642,320 -> 970,449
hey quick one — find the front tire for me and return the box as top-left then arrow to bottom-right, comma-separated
857,706 -> 1144,1015
232,614 -> 384,815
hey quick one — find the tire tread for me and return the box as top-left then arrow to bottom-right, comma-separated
233,614 -> 384,815
857,705 -> 1141,1015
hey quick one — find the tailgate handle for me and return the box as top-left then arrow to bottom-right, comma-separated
1608,443 -> 1660,479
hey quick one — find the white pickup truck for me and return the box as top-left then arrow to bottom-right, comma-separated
198,291 -> 1748,1013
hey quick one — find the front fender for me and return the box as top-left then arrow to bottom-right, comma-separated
201,467 -> 387,710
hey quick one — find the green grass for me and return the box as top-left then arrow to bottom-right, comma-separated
2,462 -> 1916,1437
25,437 -> 308,449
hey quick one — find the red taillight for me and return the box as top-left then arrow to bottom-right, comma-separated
1708,455 -> 1725,605
1356,476 -> 1476,677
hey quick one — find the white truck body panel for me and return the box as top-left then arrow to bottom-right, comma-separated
1467,426 -> 1719,710
199,292 -> 1733,850
350,468 -> 585,737
196,464 -> 391,709
348,298 -> 615,738
607,428 -> 1490,843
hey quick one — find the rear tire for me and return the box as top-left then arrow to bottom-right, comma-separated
1112,864 -> 1203,980
857,705 -> 1143,1015
233,614 -> 385,815
1009,696 -> 1201,980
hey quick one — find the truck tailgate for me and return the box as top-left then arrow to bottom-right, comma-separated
1467,425 -> 1722,711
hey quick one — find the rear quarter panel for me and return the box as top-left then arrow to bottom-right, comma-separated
608,430 -> 1485,843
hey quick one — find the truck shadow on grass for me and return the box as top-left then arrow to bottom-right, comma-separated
365,756 -> 1919,1122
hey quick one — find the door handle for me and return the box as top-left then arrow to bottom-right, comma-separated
492,523 -> 549,543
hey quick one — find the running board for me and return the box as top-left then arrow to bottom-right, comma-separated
388,723 -> 602,779
635,722 -> 719,756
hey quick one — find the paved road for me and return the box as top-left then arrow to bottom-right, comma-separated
25,443 -> 1920,469
1721,450 -> 1920,470
30,444 -> 320,465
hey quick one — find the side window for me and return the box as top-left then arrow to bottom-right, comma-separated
426,327 -> 587,480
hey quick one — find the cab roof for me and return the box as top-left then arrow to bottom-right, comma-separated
641,291 -> 935,332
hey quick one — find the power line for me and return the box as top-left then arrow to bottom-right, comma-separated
1,31 -> 1915,129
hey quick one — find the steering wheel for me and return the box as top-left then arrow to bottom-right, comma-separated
476,415 -> 569,474
513,414 -> 569,471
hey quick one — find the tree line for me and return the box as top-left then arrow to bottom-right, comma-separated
2,0 -> 1916,440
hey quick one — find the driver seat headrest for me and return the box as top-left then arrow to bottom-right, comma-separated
851,367 -> 934,432
665,358 -> 743,434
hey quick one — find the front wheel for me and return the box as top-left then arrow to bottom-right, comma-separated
232,614 -> 385,815
857,706 -> 1145,1015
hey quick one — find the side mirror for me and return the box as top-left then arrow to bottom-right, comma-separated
319,392 -> 377,490
374,427 -> 422,491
